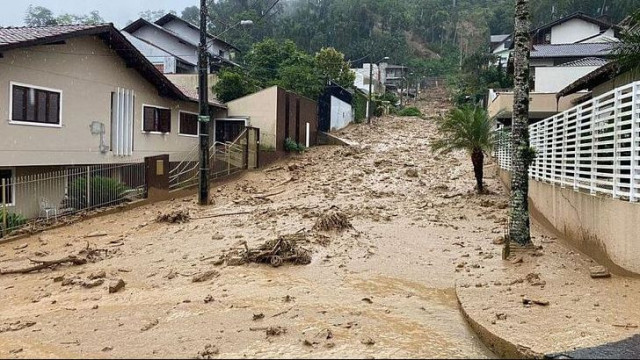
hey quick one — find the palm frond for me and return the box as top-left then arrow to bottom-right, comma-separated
431,105 -> 494,155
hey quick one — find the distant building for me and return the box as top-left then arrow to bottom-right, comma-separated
488,12 -> 621,124
122,13 -> 240,75
352,63 -> 384,95
380,63 -> 409,90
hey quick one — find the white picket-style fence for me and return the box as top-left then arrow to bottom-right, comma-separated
494,123 -> 512,171
496,81 -> 640,202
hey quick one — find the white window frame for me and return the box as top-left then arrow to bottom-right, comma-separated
9,81 -> 63,128
178,110 -> 199,138
141,103 -> 172,135
0,167 -> 16,207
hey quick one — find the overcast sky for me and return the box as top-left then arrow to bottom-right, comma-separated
0,0 -> 199,28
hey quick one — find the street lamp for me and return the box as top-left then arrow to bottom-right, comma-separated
198,0 -> 253,205
368,56 -> 389,124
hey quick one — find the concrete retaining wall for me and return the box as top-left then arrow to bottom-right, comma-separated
497,168 -> 640,275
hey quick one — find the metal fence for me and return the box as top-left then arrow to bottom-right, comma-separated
494,123 -> 512,171
1,161 -> 145,236
495,81 -> 640,202
169,127 -> 260,191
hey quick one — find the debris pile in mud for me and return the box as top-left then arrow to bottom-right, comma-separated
156,210 -> 190,223
225,233 -> 311,267
313,208 -> 353,232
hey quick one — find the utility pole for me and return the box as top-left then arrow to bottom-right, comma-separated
198,0 -> 210,205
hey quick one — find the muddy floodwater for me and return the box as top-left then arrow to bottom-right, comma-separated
0,89 -> 500,358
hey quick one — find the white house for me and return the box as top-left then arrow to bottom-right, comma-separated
122,14 -> 240,74
488,12 -> 621,123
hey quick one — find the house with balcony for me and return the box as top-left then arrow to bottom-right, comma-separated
488,12 -> 620,124
380,63 -> 409,90
0,24 -> 226,220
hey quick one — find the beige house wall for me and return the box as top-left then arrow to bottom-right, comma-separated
497,168 -> 640,275
0,36 -> 210,167
488,92 -> 584,119
593,70 -> 640,98
226,86 -> 278,149
165,73 -> 219,100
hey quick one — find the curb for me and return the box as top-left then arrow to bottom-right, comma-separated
455,283 -> 544,359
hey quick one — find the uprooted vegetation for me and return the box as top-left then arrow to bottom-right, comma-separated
156,210 -> 191,224
224,233 -> 312,267
313,208 -> 353,232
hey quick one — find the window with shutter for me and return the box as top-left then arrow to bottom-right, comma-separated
10,83 -> 61,126
142,106 -> 171,133
159,108 -> 171,133
179,112 -> 198,136
143,106 -> 156,132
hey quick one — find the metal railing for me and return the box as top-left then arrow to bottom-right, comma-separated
1,161 -> 145,236
494,123 -> 512,171
169,127 -> 259,191
495,81 -> 640,202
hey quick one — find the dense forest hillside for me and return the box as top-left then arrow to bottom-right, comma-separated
179,0 -> 637,77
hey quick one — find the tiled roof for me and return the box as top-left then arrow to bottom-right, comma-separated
0,24 -> 106,48
531,43 -> 614,58
559,57 -> 609,67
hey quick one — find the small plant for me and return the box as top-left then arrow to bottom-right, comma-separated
66,176 -> 130,210
398,107 -> 422,117
284,137 -> 306,153
0,212 -> 27,236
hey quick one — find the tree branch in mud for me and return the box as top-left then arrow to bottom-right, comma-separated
0,256 -> 87,275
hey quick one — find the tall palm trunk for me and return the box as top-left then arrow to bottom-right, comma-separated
471,148 -> 484,193
508,0 -> 533,246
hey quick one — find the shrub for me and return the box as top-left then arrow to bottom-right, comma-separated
398,107 -> 422,117
353,93 -> 368,123
284,137 -> 306,153
66,176 -> 129,210
0,212 -> 27,236
378,92 -> 399,105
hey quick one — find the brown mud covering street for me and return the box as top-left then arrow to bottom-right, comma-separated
3,87 -> 638,359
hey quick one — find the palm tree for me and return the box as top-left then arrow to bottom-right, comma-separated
432,106 -> 493,193
615,9 -> 640,72
508,0 -> 533,247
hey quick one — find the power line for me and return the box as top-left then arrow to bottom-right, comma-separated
256,0 -> 282,24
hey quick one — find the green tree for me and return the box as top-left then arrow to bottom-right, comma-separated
212,69 -> 259,103
181,6 -> 200,25
245,39 -> 300,86
139,9 -> 175,22
56,11 -> 104,25
615,9 -> 640,72
277,53 -> 324,99
25,5 -> 57,26
431,106 -> 493,193
315,47 -> 356,88
508,0 -> 534,247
